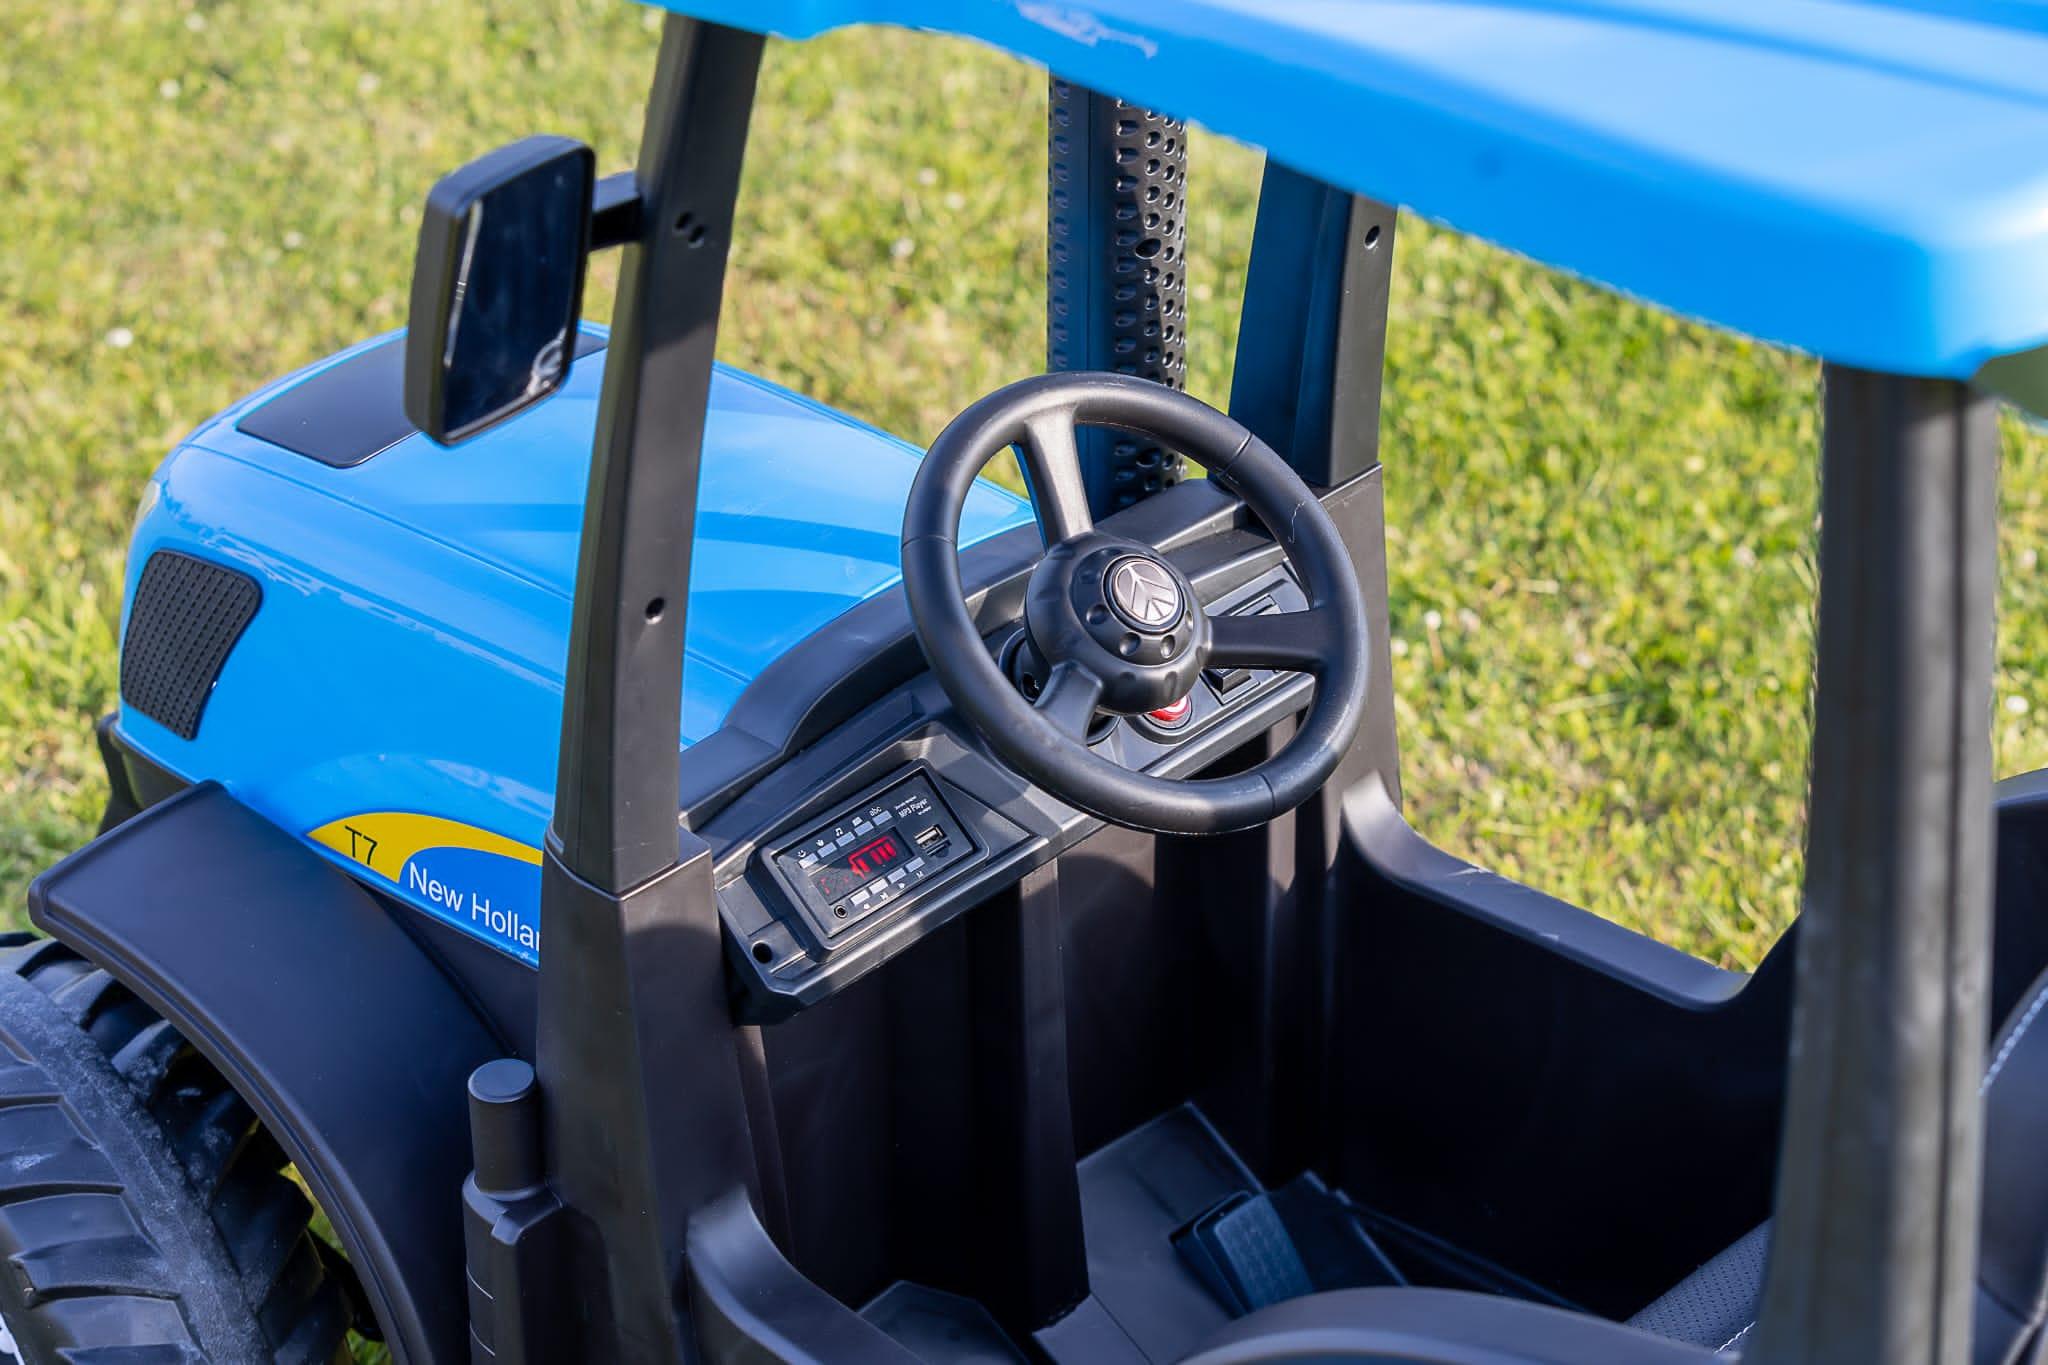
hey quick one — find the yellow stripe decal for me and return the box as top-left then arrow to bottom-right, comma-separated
308,811 -> 541,884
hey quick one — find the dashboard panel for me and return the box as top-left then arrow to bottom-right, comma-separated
712,563 -> 1313,1021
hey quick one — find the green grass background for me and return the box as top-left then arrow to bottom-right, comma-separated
7,0 -> 2048,977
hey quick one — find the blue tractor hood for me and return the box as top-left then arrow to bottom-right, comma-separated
115,331 -> 1031,964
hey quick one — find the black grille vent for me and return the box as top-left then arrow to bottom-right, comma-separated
120,551 -> 261,740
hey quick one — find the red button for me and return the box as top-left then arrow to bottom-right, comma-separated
1148,694 -> 1193,728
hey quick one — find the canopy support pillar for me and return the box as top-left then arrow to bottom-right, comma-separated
1228,163 -> 1395,492
538,18 -> 766,1362
1751,369 -> 1998,1365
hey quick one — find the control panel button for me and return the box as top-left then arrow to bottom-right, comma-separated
1147,694 -> 1193,728
1204,594 -> 1277,700
1204,665 -> 1253,698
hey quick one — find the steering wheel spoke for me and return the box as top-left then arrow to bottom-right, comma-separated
1034,661 -> 1105,740
1017,409 -> 1093,546
1206,606 -> 1336,674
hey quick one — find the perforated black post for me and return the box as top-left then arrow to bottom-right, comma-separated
1047,81 -> 1188,515
1749,370 -> 1997,1365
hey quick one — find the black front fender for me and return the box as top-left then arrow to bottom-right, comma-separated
30,781 -> 503,1365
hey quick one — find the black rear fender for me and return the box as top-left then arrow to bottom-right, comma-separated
29,781 -> 503,1364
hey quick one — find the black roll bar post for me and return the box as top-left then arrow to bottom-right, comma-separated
1750,370 -> 1999,1364
533,16 -> 768,1361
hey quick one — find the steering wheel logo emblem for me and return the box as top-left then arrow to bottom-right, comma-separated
1108,557 -> 1183,630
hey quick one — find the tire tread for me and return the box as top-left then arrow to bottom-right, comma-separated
0,939 -> 355,1363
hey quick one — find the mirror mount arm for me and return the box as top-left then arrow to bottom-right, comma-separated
592,171 -> 643,251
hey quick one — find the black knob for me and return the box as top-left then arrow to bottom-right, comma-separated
467,1058 -> 542,1196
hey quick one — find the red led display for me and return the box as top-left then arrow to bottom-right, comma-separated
795,824 -> 921,907
846,833 -> 903,879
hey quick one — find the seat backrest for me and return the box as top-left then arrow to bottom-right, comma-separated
1974,965 -> 2048,1363
1628,960 -> 2048,1361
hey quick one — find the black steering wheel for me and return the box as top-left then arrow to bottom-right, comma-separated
901,373 -> 1370,834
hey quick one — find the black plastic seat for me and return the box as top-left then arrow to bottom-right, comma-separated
1180,961 -> 2048,1364
1628,960 -> 2048,1361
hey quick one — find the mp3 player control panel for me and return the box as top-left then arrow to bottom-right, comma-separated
764,770 -> 983,942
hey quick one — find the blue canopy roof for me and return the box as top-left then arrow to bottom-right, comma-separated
647,0 -> 2048,382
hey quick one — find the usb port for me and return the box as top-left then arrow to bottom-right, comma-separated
914,825 -> 947,853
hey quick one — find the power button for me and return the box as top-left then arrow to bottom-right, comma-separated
1147,694 -> 1193,729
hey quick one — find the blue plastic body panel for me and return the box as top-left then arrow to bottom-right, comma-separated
648,0 -> 2048,379
116,327 -> 1031,965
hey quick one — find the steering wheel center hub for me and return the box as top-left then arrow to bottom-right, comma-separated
1022,535 -> 1209,715
1105,555 -> 1183,633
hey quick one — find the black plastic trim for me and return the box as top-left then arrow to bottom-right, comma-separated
591,170 -> 643,248
1182,1286 -> 1713,1364
1331,776 -> 1794,1315
686,1186 -> 922,1362
235,330 -> 603,468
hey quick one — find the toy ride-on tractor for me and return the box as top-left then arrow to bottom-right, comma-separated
7,3 -> 2048,1363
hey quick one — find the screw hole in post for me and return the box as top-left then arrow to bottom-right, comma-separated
752,941 -> 773,964
673,212 -> 707,246
644,597 -> 666,622
1363,223 -> 1383,250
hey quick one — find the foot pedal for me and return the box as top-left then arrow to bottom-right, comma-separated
1174,1191 -> 1314,1316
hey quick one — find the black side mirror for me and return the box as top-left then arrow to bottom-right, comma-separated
404,136 -> 596,445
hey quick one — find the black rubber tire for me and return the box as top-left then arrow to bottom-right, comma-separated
0,933 -> 354,1363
